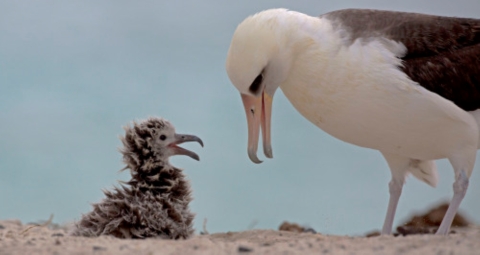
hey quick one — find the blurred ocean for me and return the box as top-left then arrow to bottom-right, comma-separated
1,0 -> 479,235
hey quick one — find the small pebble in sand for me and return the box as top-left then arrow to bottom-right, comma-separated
279,221 -> 317,234
93,245 -> 106,251
238,245 -> 253,252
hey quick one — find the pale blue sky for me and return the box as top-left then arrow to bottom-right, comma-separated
0,0 -> 479,235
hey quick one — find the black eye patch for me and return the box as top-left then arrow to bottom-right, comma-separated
249,74 -> 263,94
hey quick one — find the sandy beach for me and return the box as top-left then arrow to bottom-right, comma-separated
1,218 -> 479,255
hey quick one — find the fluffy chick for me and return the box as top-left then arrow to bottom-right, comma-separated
71,117 -> 203,239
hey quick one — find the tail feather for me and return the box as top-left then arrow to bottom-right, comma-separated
408,160 -> 438,187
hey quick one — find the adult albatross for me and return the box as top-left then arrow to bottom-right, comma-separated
225,8 -> 480,235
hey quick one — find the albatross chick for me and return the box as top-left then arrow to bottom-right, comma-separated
72,117 -> 203,239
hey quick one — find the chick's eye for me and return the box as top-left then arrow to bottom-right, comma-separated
159,135 -> 166,141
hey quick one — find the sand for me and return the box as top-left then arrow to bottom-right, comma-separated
1,219 -> 479,255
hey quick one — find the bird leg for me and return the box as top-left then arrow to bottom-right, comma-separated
381,152 -> 409,235
381,178 -> 404,235
436,169 -> 469,235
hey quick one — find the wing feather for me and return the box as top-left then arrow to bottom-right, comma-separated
324,9 -> 480,111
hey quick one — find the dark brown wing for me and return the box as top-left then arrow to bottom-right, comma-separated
324,9 -> 480,111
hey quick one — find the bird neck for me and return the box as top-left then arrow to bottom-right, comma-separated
266,12 -> 343,91
126,160 -> 190,199
273,14 -> 355,127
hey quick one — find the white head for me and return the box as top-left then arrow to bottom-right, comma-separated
226,9 -> 296,163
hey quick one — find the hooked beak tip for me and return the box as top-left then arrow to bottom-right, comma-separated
248,149 -> 263,164
264,146 -> 273,159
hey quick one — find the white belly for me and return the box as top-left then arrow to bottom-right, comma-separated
280,49 -> 478,160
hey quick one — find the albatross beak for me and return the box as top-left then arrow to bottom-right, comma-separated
241,92 -> 273,164
168,133 -> 204,161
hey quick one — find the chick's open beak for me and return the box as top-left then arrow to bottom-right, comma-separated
168,133 -> 204,161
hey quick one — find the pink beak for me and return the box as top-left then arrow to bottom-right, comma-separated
241,92 -> 273,163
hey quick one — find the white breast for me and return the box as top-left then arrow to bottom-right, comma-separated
280,36 -> 478,161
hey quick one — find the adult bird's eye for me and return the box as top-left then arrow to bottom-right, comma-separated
249,73 -> 263,94
160,135 -> 166,141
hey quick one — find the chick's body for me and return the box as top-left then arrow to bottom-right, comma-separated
72,117 -> 202,239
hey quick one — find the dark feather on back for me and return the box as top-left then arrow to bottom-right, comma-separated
324,9 -> 480,111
